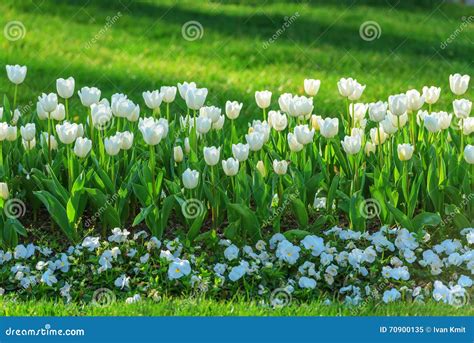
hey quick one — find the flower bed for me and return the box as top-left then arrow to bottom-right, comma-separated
1,226 -> 472,307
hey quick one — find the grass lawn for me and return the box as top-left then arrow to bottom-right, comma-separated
1,298 -> 473,316
1,0 -> 472,124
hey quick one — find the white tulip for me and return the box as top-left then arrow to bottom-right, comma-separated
397,143 -> 414,161
6,65 -> 27,84
245,131 -> 265,151
91,102 -> 113,128
56,122 -> 82,144
0,182 -> 8,200
368,101 -> 387,122
278,93 -> 292,113
423,113 -> 441,133
225,101 -> 243,120
20,123 -> 35,141
406,89 -> 424,111
11,109 -> 21,126
422,86 -> 441,105
0,123 -> 7,141
50,104 -> 66,121
341,135 -> 361,155
272,160 -> 288,175
337,77 -> 355,97
350,103 -> 368,125
222,157 -> 239,176
117,131 -> 134,150
416,110 -> 428,126
0,107 -> 3,121
287,132 -> 303,152
232,143 -> 249,162
142,90 -> 163,110
160,86 -> 177,103
200,106 -> 221,123
255,90 -> 272,109
381,116 -> 398,135
304,79 -> 321,96
256,160 -> 266,177
182,168 -> 199,189
73,137 -> 92,158
174,146 -> 184,163
177,81 -> 196,100
115,98 -> 139,120
294,124 -> 315,145
388,111 -> 408,128
56,77 -> 75,99
348,81 -> 366,101
370,126 -> 388,145
388,94 -> 407,116
268,110 -> 287,131
453,99 -> 472,119
138,117 -> 165,146
287,95 -> 313,118
6,125 -> 17,141
184,137 -> 191,154
203,146 -> 220,166
212,115 -> 225,130
436,111 -> 452,130
252,121 -> 271,143
196,115 -> 212,134
185,88 -> 208,110
78,87 -> 101,107
463,118 -> 474,135
40,132 -> 58,150
351,128 -> 364,139
37,93 -> 58,113
365,142 -> 376,156
317,117 -> 339,138
104,135 -> 121,156
156,118 -> 169,138
449,73 -> 469,96
464,145 -> 474,164
111,93 -> 127,115
310,115 -> 322,131
22,137 -> 36,150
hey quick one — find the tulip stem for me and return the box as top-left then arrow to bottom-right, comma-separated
88,107 -> 94,143
66,145 -> 72,191
47,115 -> 52,165
0,142 -> 3,168
13,84 -> 18,111
149,145 -> 156,199
166,103 -> 170,123
65,98 -> 69,121
263,108 -> 266,121
460,119 -> 464,160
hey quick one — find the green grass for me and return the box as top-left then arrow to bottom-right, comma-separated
1,298 -> 473,316
0,0 -> 472,124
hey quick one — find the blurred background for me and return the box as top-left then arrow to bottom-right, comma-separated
0,0 -> 473,122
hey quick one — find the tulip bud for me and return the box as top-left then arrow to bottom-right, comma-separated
0,123 -> 7,141
256,160 -> 266,177
203,146 -> 220,166
225,101 -> 243,120
0,182 -> 9,200
182,168 -> 199,189
304,79 -> 321,96
6,65 -> 27,85
255,90 -> 272,109
74,137 -> 92,158
464,145 -> 474,164
184,137 -> 191,154
397,143 -> 414,161
449,73 -> 469,96
56,77 -> 75,99
272,160 -> 288,175
232,143 -> 249,162
222,157 -> 239,176
174,146 -> 184,163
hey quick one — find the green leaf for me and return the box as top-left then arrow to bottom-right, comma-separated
290,197 -> 308,228
412,212 -> 441,230
386,202 -> 413,231
228,203 -> 262,242
284,229 -> 311,241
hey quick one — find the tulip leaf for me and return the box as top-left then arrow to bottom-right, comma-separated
290,197 -> 308,228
